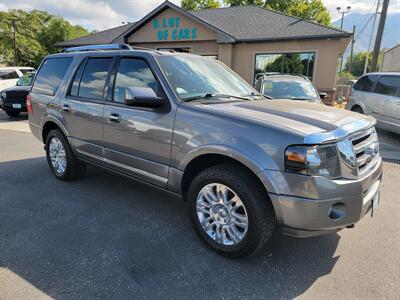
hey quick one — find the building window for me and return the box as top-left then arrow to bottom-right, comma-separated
254,52 -> 315,81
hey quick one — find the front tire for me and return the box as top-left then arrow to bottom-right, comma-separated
45,129 -> 86,180
188,164 -> 276,258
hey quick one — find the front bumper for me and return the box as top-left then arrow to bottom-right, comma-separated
263,157 -> 383,237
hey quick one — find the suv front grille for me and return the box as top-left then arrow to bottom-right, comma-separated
350,127 -> 379,176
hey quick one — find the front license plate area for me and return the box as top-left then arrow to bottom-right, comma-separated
12,103 -> 22,109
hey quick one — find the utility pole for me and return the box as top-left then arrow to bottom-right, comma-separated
11,19 -> 18,66
364,0 -> 381,74
348,25 -> 356,74
337,6 -> 351,74
371,0 -> 390,71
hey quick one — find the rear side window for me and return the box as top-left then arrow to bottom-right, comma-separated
0,70 -> 19,80
113,58 -> 158,103
353,75 -> 378,92
32,57 -> 72,95
78,58 -> 112,100
375,76 -> 400,97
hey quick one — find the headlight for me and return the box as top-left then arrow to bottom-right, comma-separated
285,144 -> 341,179
0,91 -> 6,99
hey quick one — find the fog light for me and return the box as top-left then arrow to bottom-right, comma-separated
329,202 -> 346,220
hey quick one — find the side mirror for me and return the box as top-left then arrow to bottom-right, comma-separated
124,87 -> 163,108
319,92 -> 328,99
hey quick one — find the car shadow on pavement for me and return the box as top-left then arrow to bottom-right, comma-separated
0,157 -> 340,299
0,111 -> 28,122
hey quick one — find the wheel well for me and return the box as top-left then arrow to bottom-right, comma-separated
181,154 -> 267,199
42,121 -> 61,143
351,105 -> 363,113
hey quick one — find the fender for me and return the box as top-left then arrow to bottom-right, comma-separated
40,114 -> 70,142
177,144 -> 280,195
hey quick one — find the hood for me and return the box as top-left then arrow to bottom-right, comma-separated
194,99 -> 374,137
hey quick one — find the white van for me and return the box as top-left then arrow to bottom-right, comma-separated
0,67 -> 35,92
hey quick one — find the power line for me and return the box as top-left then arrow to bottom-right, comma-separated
355,0 -> 381,41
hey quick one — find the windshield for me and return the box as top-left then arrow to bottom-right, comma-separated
17,73 -> 34,86
157,55 -> 259,101
261,79 -> 319,100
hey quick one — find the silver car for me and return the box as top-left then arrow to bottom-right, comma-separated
346,72 -> 400,135
28,44 -> 382,258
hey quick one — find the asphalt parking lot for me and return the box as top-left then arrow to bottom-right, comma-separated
0,111 -> 399,299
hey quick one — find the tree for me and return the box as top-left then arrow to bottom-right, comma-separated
345,51 -> 382,77
181,0 -> 221,10
0,10 -> 89,68
223,0 -> 331,26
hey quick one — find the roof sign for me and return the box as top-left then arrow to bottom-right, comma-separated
153,17 -> 198,41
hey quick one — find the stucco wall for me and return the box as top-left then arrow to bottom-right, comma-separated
382,45 -> 400,72
230,38 -> 350,91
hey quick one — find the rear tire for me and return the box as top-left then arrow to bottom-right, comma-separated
188,164 -> 276,258
45,129 -> 86,180
6,111 -> 20,117
351,106 -> 363,114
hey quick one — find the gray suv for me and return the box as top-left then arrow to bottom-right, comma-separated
28,44 -> 382,258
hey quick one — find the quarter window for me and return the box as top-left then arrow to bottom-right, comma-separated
375,76 -> 400,97
31,57 -> 72,95
113,58 -> 158,103
353,75 -> 378,92
69,59 -> 87,97
78,58 -> 112,100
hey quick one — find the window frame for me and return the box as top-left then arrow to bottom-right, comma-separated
66,56 -> 115,103
253,51 -> 316,83
106,55 -> 166,108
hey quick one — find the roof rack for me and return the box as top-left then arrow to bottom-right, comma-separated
63,44 -> 132,53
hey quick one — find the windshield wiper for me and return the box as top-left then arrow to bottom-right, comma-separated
182,93 -> 250,102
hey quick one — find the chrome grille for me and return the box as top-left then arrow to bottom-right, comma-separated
350,127 -> 379,176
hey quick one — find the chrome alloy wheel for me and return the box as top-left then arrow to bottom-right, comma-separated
196,183 -> 249,246
49,137 -> 67,174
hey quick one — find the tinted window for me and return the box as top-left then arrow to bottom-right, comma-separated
353,75 -> 378,92
31,58 -> 72,95
113,58 -> 157,103
79,58 -> 112,100
375,76 -> 400,97
69,59 -> 86,97
0,70 -> 19,80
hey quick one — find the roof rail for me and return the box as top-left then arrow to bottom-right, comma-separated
63,44 -> 132,53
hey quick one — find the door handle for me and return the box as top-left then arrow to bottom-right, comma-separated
109,113 -> 121,123
62,104 -> 71,112
384,100 -> 391,103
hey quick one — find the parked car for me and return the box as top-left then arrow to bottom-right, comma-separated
345,72 -> 400,135
254,73 -> 327,103
0,67 -> 35,92
0,72 -> 35,117
28,44 -> 382,258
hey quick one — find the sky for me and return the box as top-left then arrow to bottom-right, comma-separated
0,0 -> 399,31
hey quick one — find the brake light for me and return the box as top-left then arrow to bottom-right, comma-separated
26,94 -> 33,114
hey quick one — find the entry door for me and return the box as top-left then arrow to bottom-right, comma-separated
103,57 -> 175,186
61,57 -> 113,159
